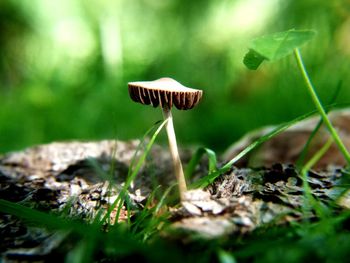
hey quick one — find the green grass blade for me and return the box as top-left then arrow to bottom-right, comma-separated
86,158 -> 113,181
185,147 -> 218,181
222,110 -> 323,170
128,120 -> 163,176
217,249 -> 237,263
0,199 -> 91,234
296,82 -> 342,168
154,183 -> 176,214
191,110 -> 320,189
295,118 -> 323,169
125,121 -> 167,188
101,119 -> 167,225
86,141 -> 119,183
294,48 -> 350,165
301,137 -> 334,219
130,186 -> 160,235
66,237 -> 96,263
129,184 -> 173,242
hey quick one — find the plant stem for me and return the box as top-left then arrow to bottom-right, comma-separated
162,106 -> 187,200
294,48 -> 350,165
301,136 -> 333,219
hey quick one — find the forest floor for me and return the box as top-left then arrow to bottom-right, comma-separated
1,110 -> 350,262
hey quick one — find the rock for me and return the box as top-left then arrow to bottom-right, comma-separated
223,109 -> 350,169
0,121 -> 349,257
170,165 -> 349,238
0,139 -> 182,261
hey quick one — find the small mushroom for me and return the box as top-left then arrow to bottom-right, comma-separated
128,77 -> 203,200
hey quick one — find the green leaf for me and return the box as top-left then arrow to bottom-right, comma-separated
243,49 -> 266,70
244,29 -> 316,69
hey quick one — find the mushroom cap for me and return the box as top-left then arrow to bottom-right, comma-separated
128,78 -> 203,110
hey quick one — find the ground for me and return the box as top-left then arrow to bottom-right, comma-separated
1,110 -> 350,262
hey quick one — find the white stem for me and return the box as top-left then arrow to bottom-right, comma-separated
162,107 -> 187,200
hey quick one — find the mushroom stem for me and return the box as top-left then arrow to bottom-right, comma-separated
162,106 -> 187,200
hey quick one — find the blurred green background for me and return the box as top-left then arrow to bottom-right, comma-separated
1,0 -> 350,154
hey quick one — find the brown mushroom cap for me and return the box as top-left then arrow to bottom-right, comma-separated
128,77 -> 203,110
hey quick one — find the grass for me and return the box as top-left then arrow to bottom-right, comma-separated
1,104 -> 350,263
0,120 -> 174,262
2,193 -> 350,263
189,107 -> 329,189
294,48 -> 350,164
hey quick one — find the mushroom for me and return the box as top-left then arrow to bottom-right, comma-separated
128,77 -> 203,200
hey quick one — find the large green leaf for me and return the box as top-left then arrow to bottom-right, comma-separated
244,29 -> 316,70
